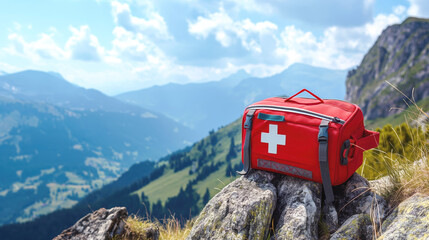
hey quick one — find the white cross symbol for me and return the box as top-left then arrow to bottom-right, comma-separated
261,124 -> 286,154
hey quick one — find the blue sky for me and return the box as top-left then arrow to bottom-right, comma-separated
0,0 -> 428,95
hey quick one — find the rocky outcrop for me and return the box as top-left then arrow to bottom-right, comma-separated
379,193 -> 429,239
272,175 -> 322,240
346,17 -> 429,120
53,207 -> 128,240
186,170 -> 277,240
53,171 -> 429,240
187,170 -> 387,240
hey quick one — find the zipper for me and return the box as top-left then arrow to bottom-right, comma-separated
246,105 -> 345,124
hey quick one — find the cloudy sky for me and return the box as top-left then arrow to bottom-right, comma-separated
1,0 -> 428,95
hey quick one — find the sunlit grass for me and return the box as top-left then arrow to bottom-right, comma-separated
114,215 -> 193,240
359,82 -> 429,205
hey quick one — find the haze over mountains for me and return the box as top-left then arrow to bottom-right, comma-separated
117,63 -> 347,136
0,71 -> 197,225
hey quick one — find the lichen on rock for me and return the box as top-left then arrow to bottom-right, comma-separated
272,175 -> 322,240
330,214 -> 373,240
53,207 -> 128,240
379,193 -> 429,240
186,170 -> 277,240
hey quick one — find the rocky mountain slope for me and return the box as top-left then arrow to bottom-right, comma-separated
0,71 -> 197,226
187,171 -> 387,240
117,63 -> 347,137
346,17 -> 429,120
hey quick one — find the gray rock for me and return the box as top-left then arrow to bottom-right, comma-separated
186,170 -> 277,240
330,214 -> 373,240
369,176 -> 392,195
379,193 -> 429,240
334,173 -> 387,225
272,175 -> 322,240
53,207 -> 128,240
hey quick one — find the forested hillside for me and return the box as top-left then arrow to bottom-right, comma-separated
0,119 -> 243,240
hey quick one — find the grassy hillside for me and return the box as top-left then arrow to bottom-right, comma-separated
133,119 -> 241,209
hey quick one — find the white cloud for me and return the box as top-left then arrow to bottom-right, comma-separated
394,5 -> 407,16
6,25 -> 104,62
109,26 -> 166,62
111,1 -> 171,40
187,6 -> 403,70
188,7 -> 278,53
7,32 -> 66,60
275,11 -> 402,69
66,26 -> 104,61
408,0 -> 429,17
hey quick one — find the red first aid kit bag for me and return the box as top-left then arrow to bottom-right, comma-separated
238,89 -> 379,205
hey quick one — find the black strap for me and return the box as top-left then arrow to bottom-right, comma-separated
318,119 -> 334,205
237,109 -> 255,175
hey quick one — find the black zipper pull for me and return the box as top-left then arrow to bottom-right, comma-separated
333,117 -> 341,123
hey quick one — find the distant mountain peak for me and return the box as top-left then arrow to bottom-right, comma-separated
47,71 -> 65,80
283,63 -> 343,74
0,70 -> 159,115
218,69 -> 251,88
229,69 -> 250,78
402,16 -> 429,25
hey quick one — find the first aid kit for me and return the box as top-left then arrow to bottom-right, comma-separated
237,89 -> 379,205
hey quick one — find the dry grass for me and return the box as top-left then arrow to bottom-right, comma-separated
124,216 -> 158,239
157,216 -> 194,240
361,121 -> 429,240
379,152 -> 429,206
364,83 -> 429,205
114,215 -> 193,240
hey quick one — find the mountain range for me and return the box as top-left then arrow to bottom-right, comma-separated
116,63 -> 347,136
0,71 -> 197,225
0,64 -> 346,225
